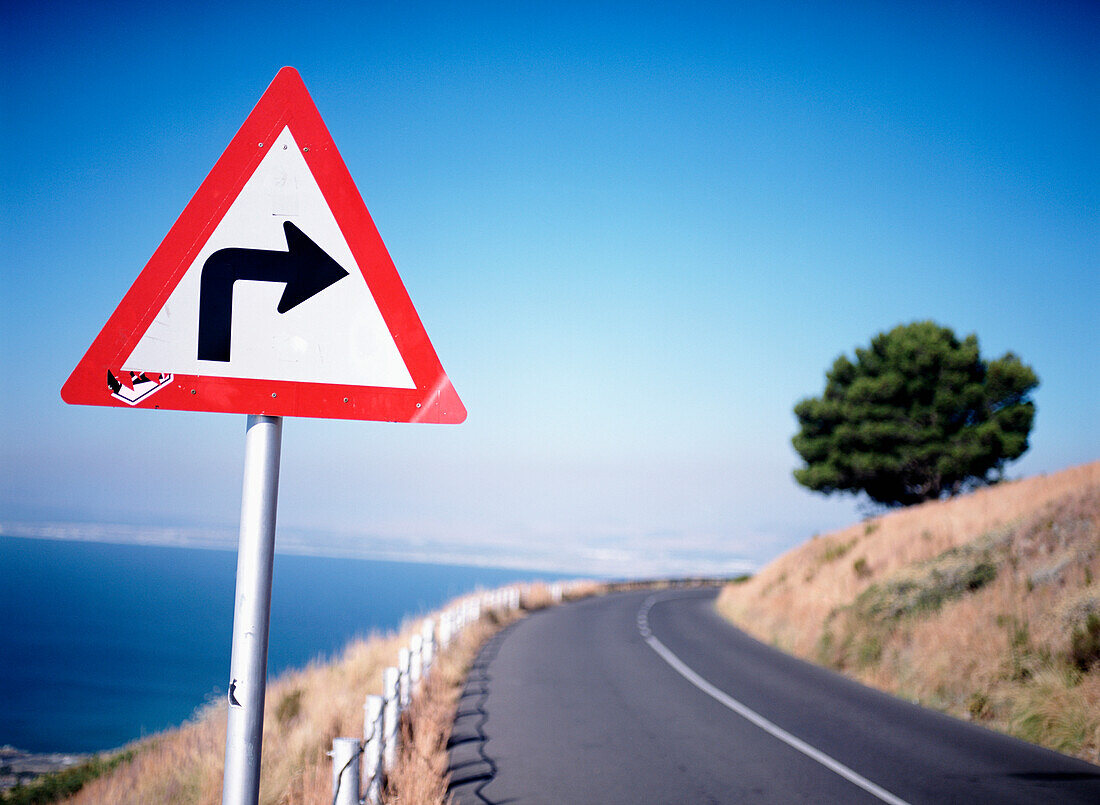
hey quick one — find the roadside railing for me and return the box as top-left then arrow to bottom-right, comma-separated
329,585 -> 525,805
327,576 -> 734,802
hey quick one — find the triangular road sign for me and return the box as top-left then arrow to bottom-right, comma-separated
62,67 -> 465,424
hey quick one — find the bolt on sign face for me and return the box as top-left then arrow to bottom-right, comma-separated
62,67 -> 465,424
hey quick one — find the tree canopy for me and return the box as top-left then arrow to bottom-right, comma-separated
792,321 -> 1038,507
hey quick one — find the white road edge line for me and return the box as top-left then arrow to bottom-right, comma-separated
639,597 -> 911,805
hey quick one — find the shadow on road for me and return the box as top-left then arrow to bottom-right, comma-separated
447,625 -> 516,805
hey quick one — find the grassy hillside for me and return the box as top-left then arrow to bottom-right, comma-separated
717,461 -> 1100,762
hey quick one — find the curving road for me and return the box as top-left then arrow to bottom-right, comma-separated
447,587 -> 1100,804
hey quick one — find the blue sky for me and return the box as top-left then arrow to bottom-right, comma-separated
2,1 -> 1097,575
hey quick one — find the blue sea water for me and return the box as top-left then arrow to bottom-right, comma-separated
1,535 -> 556,753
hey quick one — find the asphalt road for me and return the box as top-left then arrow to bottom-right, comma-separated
447,587 -> 1100,804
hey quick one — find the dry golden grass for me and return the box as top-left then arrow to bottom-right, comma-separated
519,582 -> 554,611
718,462 -> 1099,654
561,580 -> 606,601
717,460 -> 1100,762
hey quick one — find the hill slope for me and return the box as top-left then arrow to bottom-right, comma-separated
717,461 -> 1100,762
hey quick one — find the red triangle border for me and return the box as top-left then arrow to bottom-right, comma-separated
61,67 -> 466,424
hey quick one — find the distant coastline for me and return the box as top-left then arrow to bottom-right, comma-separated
1,746 -> 90,792
0,521 -> 756,578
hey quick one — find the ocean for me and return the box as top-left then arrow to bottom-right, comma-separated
1,535 -> 557,754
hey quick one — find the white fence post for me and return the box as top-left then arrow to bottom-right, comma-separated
382,666 -> 400,772
398,647 -> 411,710
362,694 -> 384,805
440,610 -> 454,648
421,619 -> 435,678
331,737 -> 360,805
410,634 -> 423,694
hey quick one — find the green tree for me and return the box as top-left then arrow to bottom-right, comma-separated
792,321 -> 1038,506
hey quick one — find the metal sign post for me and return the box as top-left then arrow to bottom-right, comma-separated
222,414 -> 283,805
60,68 -> 466,803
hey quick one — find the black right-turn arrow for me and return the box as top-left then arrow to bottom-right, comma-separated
197,221 -> 349,362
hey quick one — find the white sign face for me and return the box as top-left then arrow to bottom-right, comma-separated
123,126 -> 416,389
